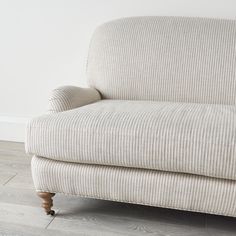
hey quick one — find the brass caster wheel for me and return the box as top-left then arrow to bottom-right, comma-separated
47,210 -> 55,216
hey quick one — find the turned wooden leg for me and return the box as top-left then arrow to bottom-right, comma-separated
37,192 -> 55,216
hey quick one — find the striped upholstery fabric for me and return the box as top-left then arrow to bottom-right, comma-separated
26,100 -> 236,181
87,16 -> 236,105
48,86 -> 100,113
32,155 -> 236,217
27,17 -> 236,217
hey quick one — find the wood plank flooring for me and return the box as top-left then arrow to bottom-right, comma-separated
0,140 -> 236,236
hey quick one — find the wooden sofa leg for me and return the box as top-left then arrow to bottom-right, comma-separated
37,192 -> 55,216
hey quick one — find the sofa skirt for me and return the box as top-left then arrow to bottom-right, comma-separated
31,155 -> 236,217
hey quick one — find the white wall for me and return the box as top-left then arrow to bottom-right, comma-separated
0,0 -> 236,142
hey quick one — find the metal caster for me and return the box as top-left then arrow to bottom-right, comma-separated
47,210 -> 55,216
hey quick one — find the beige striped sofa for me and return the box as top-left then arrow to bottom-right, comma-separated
26,16 -> 236,217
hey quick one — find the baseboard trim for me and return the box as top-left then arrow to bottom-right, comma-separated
0,116 -> 30,142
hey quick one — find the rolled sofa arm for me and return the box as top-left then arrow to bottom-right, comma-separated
48,86 -> 101,113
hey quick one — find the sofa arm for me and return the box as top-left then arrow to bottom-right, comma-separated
48,86 -> 101,113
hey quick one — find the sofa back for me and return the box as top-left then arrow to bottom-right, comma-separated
87,16 -> 236,104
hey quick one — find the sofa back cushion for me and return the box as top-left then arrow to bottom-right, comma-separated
87,16 -> 236,104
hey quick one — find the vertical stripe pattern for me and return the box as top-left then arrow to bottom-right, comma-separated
32,156 -> 236,217
87,16 -> 236,105
26,100 -> 236,181
47,86 -> 101,113
27,17 -> 236,218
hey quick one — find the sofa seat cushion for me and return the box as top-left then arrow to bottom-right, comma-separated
26,100 -> 236,181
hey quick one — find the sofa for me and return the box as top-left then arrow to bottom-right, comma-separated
26,16 -> 236,217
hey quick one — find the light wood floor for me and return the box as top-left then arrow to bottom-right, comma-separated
0,141 -> 236,236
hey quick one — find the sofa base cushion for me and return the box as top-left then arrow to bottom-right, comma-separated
32,155 -> 236,217
26,100 -> 236,181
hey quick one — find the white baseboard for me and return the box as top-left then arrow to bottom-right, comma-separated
0,116 -> 30,142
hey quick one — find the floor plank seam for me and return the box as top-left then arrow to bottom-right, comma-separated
44,210 -> 58,229
3,173 -> 18,186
